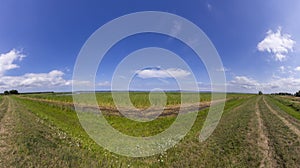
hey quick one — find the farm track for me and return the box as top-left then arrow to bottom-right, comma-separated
255,97 -> 275,167
263,97 -> 300,139
0,97 -> 17,166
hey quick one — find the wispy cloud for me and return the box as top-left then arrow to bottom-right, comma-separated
279,66 -> 285,73
98,81 -> 110,87
257,27 -> 296,61
136,68 -> 191,79
216,67 -> 229,72
170,20 -> 182,37
207,3 -> 212,11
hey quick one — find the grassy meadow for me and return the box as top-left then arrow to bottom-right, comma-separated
1,92 -> 300,167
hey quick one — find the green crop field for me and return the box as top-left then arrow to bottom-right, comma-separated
1,93 -> 300,167
19,92 -> 212,107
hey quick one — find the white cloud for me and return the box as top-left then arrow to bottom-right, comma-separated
257,27 -> 296,61
262,77 -> 300,92
136,68 -> 191,79
295,67 -> 300,71
0,70 -> 70,89
279,66 -> 285,73
230,76 -> 259,89
0,49 -> 70,91
0,49 -> 25,76
229,75 -> 300,93
98,81 -> 110,87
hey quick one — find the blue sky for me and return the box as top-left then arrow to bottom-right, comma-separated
0,0 -> 300,93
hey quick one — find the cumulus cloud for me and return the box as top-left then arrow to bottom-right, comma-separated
0,49 -> 25,76
230,76 -> 259,89
257,27 -> 295,61
229,75 -> 300,93
0,70 -> 70,89
295,67 -> 300,71
136,68 -> 191,79
263,77 -> 300,92
0,49 -> 70,91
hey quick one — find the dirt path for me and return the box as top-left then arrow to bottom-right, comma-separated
0,97 -> 17,166
263,97 -> 300,139
255,97 -> 274,168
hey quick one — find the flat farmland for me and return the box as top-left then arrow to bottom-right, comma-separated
1,93 -> 300,167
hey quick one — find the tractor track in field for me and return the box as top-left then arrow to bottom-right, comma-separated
0,97 -> 16,165
263,97 -> 300,139
255,97 -> 275,168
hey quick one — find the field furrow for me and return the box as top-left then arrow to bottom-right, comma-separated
263,97 -> 300,139
258,96 -> 300,167
0,97 -> 17,166
255,96 -> 275,168
266,96 -> 300,131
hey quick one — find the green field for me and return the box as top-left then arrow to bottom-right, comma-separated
18,92 -> 209,108
18,92 -> 247,108
1,93 -> 300,167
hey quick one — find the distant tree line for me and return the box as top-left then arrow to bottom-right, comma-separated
3,90 -> 19,95
270,92 -> 293,96
270,90 -> 300,97
296,91 -> 300,97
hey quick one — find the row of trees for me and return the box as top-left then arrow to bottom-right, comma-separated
270,91 -> 300,97
3,90 -> 19,95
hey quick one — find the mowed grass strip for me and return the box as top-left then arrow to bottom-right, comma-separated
195,95 -> 260,167
0,96 -> 7,121
258,96 -> 300,167
268,95 -> 300,120
5,97 -> 116,167
265,96 -> 300,133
